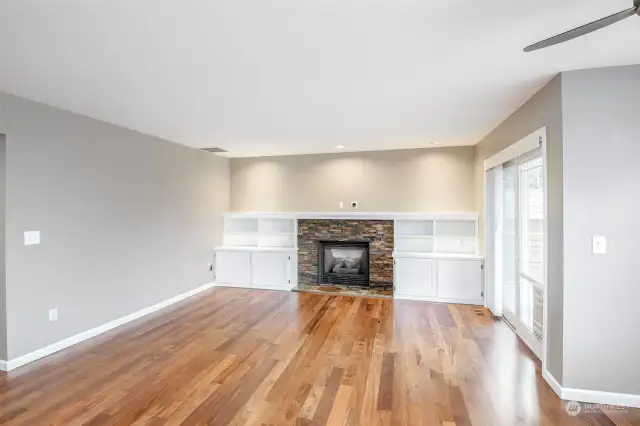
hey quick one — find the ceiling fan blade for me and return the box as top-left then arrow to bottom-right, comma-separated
524,7 -> 638,52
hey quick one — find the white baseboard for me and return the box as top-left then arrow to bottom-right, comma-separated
562,387 -> 640,409
394,294 -> 484,306
214,282 -> 294,292
543,368 -> 640,408
2,282 -> 215,372
543,369 -> 563,397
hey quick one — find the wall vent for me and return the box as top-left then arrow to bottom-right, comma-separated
201,147 -> 228,153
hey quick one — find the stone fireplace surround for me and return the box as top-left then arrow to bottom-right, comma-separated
298,219 -> 394,287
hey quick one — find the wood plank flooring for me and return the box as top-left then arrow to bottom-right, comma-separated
1,287 -> 638,425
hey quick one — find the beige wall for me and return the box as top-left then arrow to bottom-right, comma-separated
230,147 -> 476,212
473,75 -> 564,382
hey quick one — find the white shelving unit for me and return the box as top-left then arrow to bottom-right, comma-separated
393,214 -> 484,305
394,216 -> 479,256
214,212 -> 484,304
215,214 -> 298,291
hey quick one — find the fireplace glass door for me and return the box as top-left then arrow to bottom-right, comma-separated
319,241 -> 370,286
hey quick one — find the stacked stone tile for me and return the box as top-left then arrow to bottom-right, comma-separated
298,219 -> 394,287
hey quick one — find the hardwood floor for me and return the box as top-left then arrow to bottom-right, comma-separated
1,287 -> 638,425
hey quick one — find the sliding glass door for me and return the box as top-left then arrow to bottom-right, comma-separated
501,150 -> 544,356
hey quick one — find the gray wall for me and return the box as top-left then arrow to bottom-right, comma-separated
0,134 -> 6,360
474,75 -> 565,382
231,147 -> 476,213
0,92 -> 230,360
560,65 -> 640,394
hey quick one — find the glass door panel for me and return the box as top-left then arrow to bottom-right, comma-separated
519,155 -> 544,335
502,160 -> 518,325
500,149 -> 544,357
520,156 -> 544,285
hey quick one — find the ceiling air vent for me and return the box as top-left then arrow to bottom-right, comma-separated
201,147 -> 228,153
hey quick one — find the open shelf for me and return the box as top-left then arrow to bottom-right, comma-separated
395,220 -> 434,237
435,220 -> 476,238
223,215 -> 297,249
395,216 -> 478,256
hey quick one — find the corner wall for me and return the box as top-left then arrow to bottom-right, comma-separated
560,65 -> 640,395
0,134 -> 6,361
230,147 -> 475,212
0,92 -> 230,360
473,75 -> 564,382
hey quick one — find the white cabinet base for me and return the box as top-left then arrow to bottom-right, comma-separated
394,257 -> 436,299
394,294 -> 484,306
214,248 -> 296,291
215,251 -> 251,286
393,256 -> 484,305
215,282 -> 295,291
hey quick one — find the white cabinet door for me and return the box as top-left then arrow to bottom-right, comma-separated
215,251 -> 251,285
251,252 -> 291,289
394,258 -> 436,297
436,259 -> 483,302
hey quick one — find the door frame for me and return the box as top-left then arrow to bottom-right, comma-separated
483,127 -> 549,365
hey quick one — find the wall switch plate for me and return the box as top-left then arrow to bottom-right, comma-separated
339,201 -> 344,209
592,235 -> 607,254
49,308 -> 58,322
24,231 -> 41,246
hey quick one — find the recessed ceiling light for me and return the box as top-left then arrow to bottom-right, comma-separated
335,145 -> 345,149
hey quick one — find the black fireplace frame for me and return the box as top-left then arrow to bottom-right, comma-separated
318,240 -> 371,286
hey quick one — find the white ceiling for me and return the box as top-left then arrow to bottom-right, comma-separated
1,0 -> 639,157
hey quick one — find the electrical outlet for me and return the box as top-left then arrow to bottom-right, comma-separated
49,308 -> 58,322
24,231 -> 41,246
339,201 -> 344,209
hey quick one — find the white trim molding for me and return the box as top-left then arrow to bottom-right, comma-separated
394,294 -> 484,306
484,127 -> 546,171
0,282 -> 215,372
225,211 -> 479,221
214,282 -> 295,292
543,369 -> 640,408
392,251 -> 483,261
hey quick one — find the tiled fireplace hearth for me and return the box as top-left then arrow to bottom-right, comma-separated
298,219 -> 394,287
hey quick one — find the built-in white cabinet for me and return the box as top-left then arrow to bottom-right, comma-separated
215,248 -> 296,291
394,258 -> 437,298
215,213 -> 484,302
251,252 -> 291,289
394,255 -> 484,305
436,259 -> 483,301
215,214 -> 298,292
393,214 -> 483,305
215,250 -> 251,286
